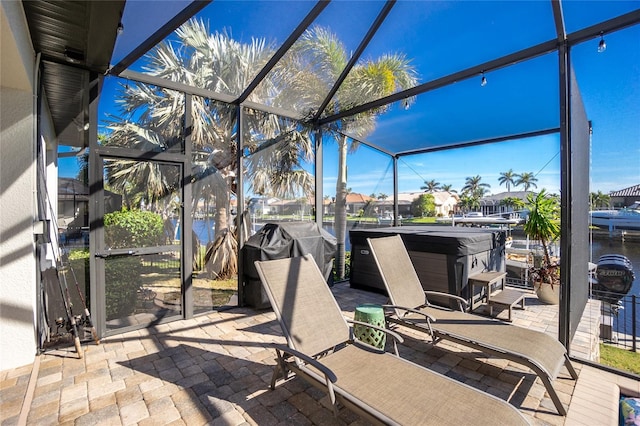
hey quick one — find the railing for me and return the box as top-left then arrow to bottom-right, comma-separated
505,276 -> 533,290
594,291 -> 638,352
505,276 -> 638,352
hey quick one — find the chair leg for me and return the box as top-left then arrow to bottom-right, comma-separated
271,349 -> 289,389
540,374 -> 567,416
564,354 -> 579,379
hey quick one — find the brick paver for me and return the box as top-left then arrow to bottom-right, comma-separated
0,282 -> 630,426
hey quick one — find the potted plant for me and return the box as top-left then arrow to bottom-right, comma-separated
523,190 -> 561,304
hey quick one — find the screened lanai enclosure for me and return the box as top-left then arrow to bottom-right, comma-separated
25,0 -> 639,369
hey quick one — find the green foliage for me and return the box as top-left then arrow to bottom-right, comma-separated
420,179 -> 441,193
411,193 -> 436,217
524,189 -> 560,285
515,171 -> 538,191
459,194 -> 481,213
67,248 -> 141,320
402,217 -> 437,224
104,210 -> 166,249
68,249 -> 90,309
333,251 -> 351,282
500,196 -> 525,210
523,189 -> 559,248
105,257 -> 142,320
68,249 -> 89,261
590,191 -> 611,209
102,210 -> 164,319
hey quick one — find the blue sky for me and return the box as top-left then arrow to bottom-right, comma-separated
60,1 -> 639,199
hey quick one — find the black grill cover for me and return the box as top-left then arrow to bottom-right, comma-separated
242,222 -> 337,308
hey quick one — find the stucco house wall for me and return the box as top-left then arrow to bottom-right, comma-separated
1,0 -> 38,371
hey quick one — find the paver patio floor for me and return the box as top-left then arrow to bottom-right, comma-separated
1,282 -> 638,425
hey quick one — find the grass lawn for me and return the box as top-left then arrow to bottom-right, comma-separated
402,217 -> 438,224
600,344 -> 640,375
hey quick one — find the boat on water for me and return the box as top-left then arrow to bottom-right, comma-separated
589,201 -> 640,230
592,254 -> 635,303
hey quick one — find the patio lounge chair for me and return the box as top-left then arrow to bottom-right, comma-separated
254,254 -> 530,425
366,235 -> 578,416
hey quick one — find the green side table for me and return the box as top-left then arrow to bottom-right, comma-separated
353,304 -> 386,349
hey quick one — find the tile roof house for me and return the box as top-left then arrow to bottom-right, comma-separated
609,184 -> 640,208
396,191 -> 460,217
479,191 -> 533,216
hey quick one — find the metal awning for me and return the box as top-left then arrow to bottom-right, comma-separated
22,0 -> 125,148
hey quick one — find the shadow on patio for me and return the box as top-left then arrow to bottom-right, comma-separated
2,282 -> 637,426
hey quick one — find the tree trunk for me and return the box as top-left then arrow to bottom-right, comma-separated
334,136 -> 348,280
216,205 -> 228,235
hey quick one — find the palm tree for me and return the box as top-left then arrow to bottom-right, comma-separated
459,175 -> 489,214
440,184 -> 457,193
420,179 -> 441,193
590,191 -> 611,209
461,175 -> 490,196
283,26 -> 418,279
500,196 -> 525,212
104,18 -> 314,278
498,169 -> 517,192
523,189 -> 560,285
458,195 -> 479,213
515,172 -> 538,192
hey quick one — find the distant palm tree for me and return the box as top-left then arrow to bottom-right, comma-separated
377,193 -> 388,200
498,169 -> 517,192
516,172 -> 538,191
500,196 -> 525,212
590,191 -> 611,209
440,184 -> 457,193
420,179 -> 441,193
459,194 -> 480,213
461,175 -> 490,196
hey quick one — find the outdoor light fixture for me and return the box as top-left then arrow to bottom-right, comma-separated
73,117 -> 90,132
117,22 -> 124,35
64,47 -> 84,64
480,71 -> 487,87
598,32 -> 607,53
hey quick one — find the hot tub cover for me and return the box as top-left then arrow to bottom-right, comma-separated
350,226 -> 506,256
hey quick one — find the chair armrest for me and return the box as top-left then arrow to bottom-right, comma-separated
423,291 -> 468,312
272,344 -> 337,383
382,304 -> 436,323
345,318 -> 404,344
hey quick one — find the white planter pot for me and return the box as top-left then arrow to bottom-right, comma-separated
535,282 -> 560,305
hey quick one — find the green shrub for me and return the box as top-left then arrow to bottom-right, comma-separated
333,251 -> 351,282
67,249 -> 141,320
102,210 -> 164,319
68,249 -> 90,309
105,257 -> 142,320
104,210 -> 165,249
